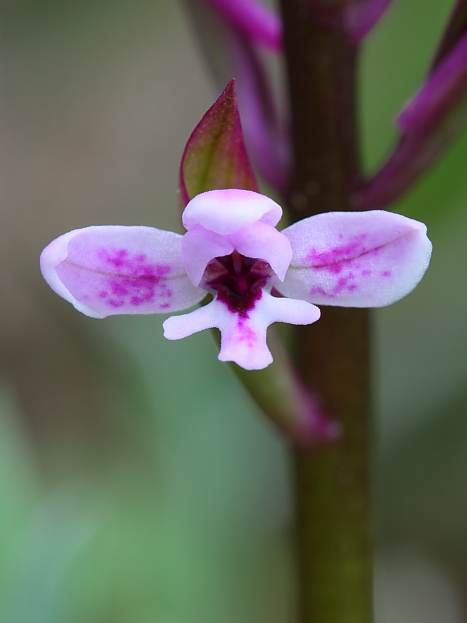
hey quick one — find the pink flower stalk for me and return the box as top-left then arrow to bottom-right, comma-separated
40,189 -> 431,370
357,31 -> 467,210
183,8 -> 290,193
346,0 -> 396,43
357,2 -> 467,209
200,0 -> 283,52
303,0 -> 395,40
431,0 -> 467,70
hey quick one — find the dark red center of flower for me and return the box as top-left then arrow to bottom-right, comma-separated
204,251 -> 273,318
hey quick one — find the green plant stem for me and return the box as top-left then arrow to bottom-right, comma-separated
279,2 -> 373,622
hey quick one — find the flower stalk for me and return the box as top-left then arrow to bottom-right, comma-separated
356,0 -> 467,210
280,1 -> 374,622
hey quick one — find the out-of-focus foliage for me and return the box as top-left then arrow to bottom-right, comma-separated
1,1 -> 467,622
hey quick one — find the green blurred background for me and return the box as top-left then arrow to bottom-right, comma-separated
1,1 -> 466,621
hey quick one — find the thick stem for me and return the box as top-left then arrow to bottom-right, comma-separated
279,2 -> 373,623
292,309 -> 372,623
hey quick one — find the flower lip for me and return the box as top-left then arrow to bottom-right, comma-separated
182,188 -> 283,235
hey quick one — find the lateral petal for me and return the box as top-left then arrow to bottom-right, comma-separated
40,226 -> 206,318
279,211 -> 432,307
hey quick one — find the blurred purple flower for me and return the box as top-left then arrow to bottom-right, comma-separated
358,32 -> 467,208
202,0 -> 282,52
357,1 -> 467,209
303,0 -> 396,40
431,0 -> 467,68
346,0 -> 396,42
184,2 -> 291,193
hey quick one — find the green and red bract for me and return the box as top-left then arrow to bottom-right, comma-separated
179,79 -> 258,206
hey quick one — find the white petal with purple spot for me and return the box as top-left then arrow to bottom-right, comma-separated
279,211 -> 432,307
40,226 -> 207,318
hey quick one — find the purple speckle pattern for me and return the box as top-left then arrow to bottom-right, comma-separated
306,234 -> 394,300
57,246 -> 174,314
235,320 -> 258,348
97,248 -> 172,309
310,276 -> 361,299
310,286 -> 328,297
308,235 -> 370,274
278,210 -> 429,309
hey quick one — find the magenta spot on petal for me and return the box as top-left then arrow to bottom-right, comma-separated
237,320 -> 257,347
310,286 -> 334,298
102,248 -> 128,268
312,271 -> 360,298
324,261 -> 343,274
108,299 -> 125,308
382,270 -> 392,277
94,247 -> 173,309
110,281 -> 129,297
308,234 -> 375,274
361,269 -> 371,277
334,277 -> 348,294
332,273 -> 358,295
159,303 -> 170,309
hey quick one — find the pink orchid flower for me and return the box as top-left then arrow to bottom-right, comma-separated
40,189 -> 431,370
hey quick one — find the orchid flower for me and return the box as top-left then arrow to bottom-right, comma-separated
40,189 -> 431,371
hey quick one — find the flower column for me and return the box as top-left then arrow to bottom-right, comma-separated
279,2 -> 373,623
